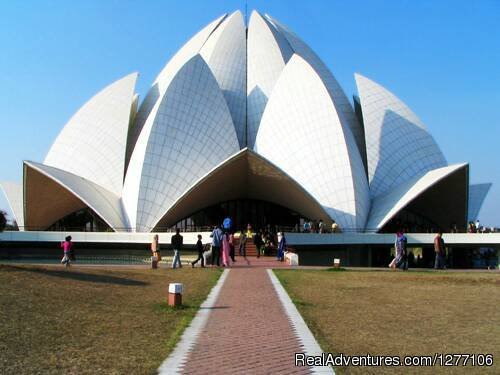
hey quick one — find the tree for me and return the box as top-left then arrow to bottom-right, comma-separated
0,210 -> 7,232
5,219 -> 19,231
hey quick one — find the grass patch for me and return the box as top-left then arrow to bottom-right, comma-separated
274,269 -> 500,374
0,264 -> 221,374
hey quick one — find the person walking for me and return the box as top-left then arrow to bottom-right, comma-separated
238,231 -> 247,256
221,232 -> 231,267
277,232 -> 287,261
171,228 -> 183,269
60,235 -> 73,268
303,221 -> 311,233
151,234 -> 161,269
468,221 -> 476,233
210,225 -> 223,266
318,219 -> 324,234
331,220 -> 340,233
191,234 -> 205,268
396,231 -> 408,270
389,231 -> 407,270
434,231 -> 446,269
253,230 -> 263,258
229,232 -> 236,262
239,225 -> 252,257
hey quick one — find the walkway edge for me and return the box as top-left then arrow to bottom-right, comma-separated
267,269 -> 335,374
158,269 -> 231,374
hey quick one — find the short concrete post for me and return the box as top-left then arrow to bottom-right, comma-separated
168,283 -> 183,306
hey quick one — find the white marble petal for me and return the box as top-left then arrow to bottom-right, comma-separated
355,73 -> 447,198
265,14 -> 367,168
200,11 -> 247,147
123,55 -> 240,232
125,14 -> 227,168
468,183 -> 492,222
246,10 -> 293,149
45,73 -> 138,196
255,54 -> 370,231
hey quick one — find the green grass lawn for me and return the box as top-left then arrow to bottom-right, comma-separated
274,269 -> 500,374
0,264 -> 221,374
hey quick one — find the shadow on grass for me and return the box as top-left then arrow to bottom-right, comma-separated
292,298 -> 313,307
4,265 -> 149,286
154,302 -> 196,311
154,301 -> 230,312
325,267 -> 347,272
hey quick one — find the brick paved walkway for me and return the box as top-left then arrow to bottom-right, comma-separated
227,255 -> 292,268
179,267 -> 312,374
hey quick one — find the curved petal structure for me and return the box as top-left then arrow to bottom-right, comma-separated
355,73 -> 447,198
246,10 -> 293,149
0,181 -> 25,230
123,55 -> 240,232
265,14 -> 367,168
200,11 -> 247,147
255,54 -> 370,231
126,14 -> 227,168
24,161 -> 129,231
44,73 -> 138,196
468,183 -> 492,222
153,148 -> 333,230
366,164 -> 468,231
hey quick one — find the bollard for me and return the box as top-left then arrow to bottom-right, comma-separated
333,258 -> 341,268
168,283 -> 183,306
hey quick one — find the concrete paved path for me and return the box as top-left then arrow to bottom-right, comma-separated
174,267 -> 313,374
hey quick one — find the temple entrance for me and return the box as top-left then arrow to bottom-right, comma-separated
170,199 -> 307,232
46,208 -> 112,232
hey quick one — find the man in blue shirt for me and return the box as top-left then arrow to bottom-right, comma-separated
210,225 -> 223,267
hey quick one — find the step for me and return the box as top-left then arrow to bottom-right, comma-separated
234,237 -> 278,257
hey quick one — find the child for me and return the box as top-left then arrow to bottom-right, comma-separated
191,234 -> 205,268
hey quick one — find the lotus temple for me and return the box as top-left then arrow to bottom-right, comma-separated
0,10 -> 492,234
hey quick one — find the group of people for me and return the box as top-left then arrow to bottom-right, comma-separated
467,219 -> 496,233
238,226 -> 285,258
205,224 -> 235,267
207,220 -> 288,265
148,217 -> 289,269
302,219 -> 341,233
389,230 -> 447,270
59,223 -> 475,271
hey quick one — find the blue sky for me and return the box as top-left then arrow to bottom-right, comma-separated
0,0 -> 498,226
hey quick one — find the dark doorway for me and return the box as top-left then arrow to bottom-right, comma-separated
169,199 -> 306,232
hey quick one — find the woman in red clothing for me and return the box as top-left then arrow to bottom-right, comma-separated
60,235 -> 73,268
